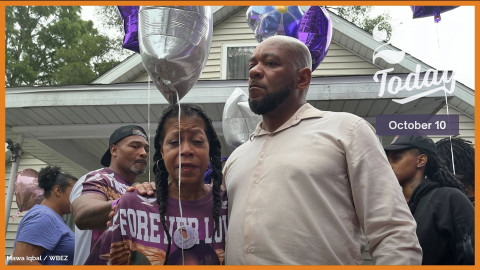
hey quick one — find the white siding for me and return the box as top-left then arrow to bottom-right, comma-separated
132,6 -> 381,82
430,105 -> 475,144
313,43 -> 380,76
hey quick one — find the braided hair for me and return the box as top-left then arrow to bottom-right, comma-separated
38,166 -> 77,198
153,104 -> 223,264
435,137 -> 475,191
414,147 -> 466,194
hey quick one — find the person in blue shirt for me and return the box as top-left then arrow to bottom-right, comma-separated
12,166 -> 78,265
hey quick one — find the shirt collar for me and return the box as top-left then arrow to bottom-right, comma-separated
251,103 -> 325,138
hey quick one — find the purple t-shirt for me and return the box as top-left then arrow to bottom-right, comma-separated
85,187 -> 228,265
80,168 -> 130,201
13,204 -> 74,265
70,167 -> 131,265
80,168 -> 131,249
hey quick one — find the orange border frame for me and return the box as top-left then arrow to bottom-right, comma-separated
1,1 -> 478,270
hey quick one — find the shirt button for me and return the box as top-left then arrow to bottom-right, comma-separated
247,209 -> 254,214
247,247 -> 254,253
255,179 -> 260,184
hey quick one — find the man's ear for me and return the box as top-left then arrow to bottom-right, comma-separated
111,144 -> 118,158
297,67 -> 312,91
417,154 -> 428,168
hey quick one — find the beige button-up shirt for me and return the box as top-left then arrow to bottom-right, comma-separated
224,103 -> 421,265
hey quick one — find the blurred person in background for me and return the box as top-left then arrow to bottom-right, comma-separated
385,135 -> 474,265
436,136 -> 475,204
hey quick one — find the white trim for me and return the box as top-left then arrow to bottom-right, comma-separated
12,122 -> 224,139
221,43 -> 257,79
7,75 -> 459,107
92,54 -> 142,84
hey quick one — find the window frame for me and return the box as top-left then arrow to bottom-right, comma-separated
221,43 -> 258,80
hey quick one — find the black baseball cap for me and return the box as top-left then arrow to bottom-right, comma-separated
383,135 -> 437,155
101,125 -> 148,167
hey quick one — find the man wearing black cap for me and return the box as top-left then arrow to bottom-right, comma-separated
384,135 -> 474,265
69,125 -> 149,265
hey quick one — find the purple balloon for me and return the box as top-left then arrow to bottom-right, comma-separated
118,6 -> 140,53
246,6 -> 304,42
296,6 -> 332,71
203,157 -> 228,184
411,6 -> 458,23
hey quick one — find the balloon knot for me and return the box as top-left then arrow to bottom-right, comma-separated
276,6 -> 288,14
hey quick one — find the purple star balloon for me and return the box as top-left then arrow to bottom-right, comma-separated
411,6 -> 458,23
118,6 -> 140,53
296,6 -> 332,71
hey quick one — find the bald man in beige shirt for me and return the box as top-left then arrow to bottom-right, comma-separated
223,35 -> 422,265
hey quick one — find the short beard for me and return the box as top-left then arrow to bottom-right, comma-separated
248,86 -> 291,115
131,164 -> 146,175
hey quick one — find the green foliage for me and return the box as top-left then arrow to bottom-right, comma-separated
6,6 -> 120,87
329,6 -> 392,40
94,6 -> 133,61
96,6 -> 123,33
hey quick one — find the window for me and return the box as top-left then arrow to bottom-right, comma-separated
222,44 -> 256,80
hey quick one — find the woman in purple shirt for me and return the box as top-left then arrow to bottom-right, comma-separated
86,104 -> 227,265
12,166 -> 77,265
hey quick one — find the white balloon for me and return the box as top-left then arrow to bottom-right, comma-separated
222,88 -> 262,151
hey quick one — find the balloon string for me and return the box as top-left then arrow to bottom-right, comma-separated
437,22 -> 455,175
177,94 -> 183,219
176,93 -> 185,265
148,77 -> 151,182
444,90 -> 456,175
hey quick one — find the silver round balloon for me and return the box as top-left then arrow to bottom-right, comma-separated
222,88 -> 262,151
138,6 -> 213,104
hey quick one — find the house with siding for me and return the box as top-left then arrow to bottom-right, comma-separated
4,6 -> 474,262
